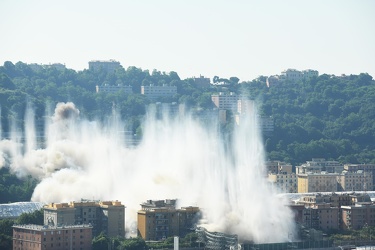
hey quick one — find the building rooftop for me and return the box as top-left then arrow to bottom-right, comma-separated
13,224 -> 92,231
0,202 -> 44,219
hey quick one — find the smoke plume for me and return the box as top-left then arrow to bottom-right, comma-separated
0,102 -> 296,243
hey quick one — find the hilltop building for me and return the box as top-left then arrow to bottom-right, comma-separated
13,224 -> 92,250
137,199 -> 200,241
141,84 -> 177,101
192,75 -> 211,88
28,63 -> 66,72
211,92 -> 238,112
88,60 -> 121,73
95,84 -> 133,94
43,200 -> 125,237
266,68 -> 319,87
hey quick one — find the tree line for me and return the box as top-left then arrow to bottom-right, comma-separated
0,61 -> 374,167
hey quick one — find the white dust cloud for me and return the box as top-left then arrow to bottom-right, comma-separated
0,102 -> 296,243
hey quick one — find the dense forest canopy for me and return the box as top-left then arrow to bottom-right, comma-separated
0,61 -> 374,169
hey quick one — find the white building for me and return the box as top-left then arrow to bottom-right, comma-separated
211,92 -> 238,112
141,85 -> 177,100
89,60 -> 121,73
96,84 -> 133,94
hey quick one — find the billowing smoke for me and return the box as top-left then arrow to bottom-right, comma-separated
0,102 -> 296,243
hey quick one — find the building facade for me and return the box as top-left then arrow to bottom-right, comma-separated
95,84 -> 133,94
43,200 -> 125,237
297,173 -> 339,193
337,171 -> 373,192
211,92 -> 238,112
268,173 -> 297,193
13,224 -> 92,250
302,204 -> 340,231
344,164 -> 375,190
88,60 -> 121,73
141,85 -> 177,100
341,203 -> 375,230
137,199 -> 200,241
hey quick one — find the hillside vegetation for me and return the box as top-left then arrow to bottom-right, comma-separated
0,61 -> 374,169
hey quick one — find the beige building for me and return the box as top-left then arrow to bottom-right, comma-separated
137,200 -> 200,241
141,85 -> 177,100
302,69 -> 319,79
268,173 -> 297,193
337,170 -> 373,192
297,173 -> 339,193
281,69 -> 303,82
13,224 -> 92,250
44,200 -> 125,237
344,164 -> 375,190
266,161 -> 293,174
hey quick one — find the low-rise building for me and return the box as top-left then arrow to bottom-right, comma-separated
89,60 -> 121,73
13,224 -> 92,250
141,84 -> 177,101
95,84 -> 133,94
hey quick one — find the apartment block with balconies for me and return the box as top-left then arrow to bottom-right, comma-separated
137,199 -> 200,241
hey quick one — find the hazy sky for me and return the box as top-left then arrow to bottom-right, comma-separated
1,0 -> 374,81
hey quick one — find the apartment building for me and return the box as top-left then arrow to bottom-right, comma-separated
211,92 -> 238,112
296,158 -> 343,174
137,199 -> 200,241
95,84 -> 133,94
13,224 -> 92,250
141,85 -> 177,101
268,173 -> 297,193
344,164 -> 375,190
88,60 -> 121,73
341,203 -> 375,230
266,161 -> 293,174
43,200 -> 125,237
297,173 -> 339,193
337,170 -> 373,192
303,204 -> 340,231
